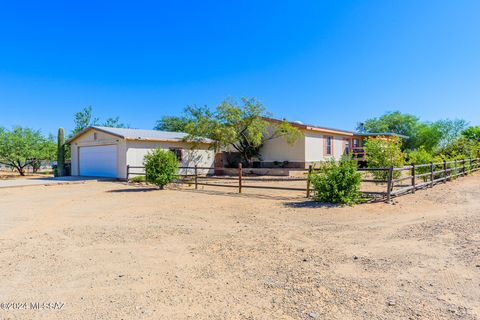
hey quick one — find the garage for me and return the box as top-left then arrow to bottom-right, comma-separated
68,126 -> 215,180
79,145 -> 118,178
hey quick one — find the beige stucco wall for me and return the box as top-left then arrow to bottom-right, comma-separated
126,140 -> 215,176
259,135 -> 306,163
70,129 -> 126,178
305,132 -> 349,163
259,129 -> 352,167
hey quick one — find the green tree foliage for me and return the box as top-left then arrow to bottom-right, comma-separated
144,149 -> 179,189
72,106 -> 128,135
364,137 -> 404,179
357,111 -> 467,152
0,127 -> 56,175
433,119 -> 468,149
179,97 -> 302,166
72,106 -> 99,135
462,126 -> 480,141
154,116 -> 190,132
439,137 -> 480,159
357,111 -> 419,150
310,157 -> 362,205
406,147 -> 433,181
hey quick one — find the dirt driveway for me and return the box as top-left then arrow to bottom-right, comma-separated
0,175 -> 479,320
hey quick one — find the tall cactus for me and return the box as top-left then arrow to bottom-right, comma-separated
57,127 -> 65,177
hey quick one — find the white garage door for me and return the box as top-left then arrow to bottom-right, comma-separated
79,145 -> 118,178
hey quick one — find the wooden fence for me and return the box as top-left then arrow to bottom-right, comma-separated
127,164 -> 308,194
127,157 -> 480,201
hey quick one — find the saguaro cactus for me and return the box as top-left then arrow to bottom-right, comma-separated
57,127 -> 65,177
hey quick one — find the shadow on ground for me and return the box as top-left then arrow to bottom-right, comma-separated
179,188 -> 302,201
107,187 -> 159,193
283,201 -> 340,209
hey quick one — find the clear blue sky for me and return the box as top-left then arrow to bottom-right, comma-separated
1,0 -> 479,136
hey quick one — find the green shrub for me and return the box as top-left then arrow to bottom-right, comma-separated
438,137 -> 480,159
407,147 -> 433,181
144,149 -> 179,189
364,137 -> 404,180
130,175 -> 146,183
310,157 -> 362,205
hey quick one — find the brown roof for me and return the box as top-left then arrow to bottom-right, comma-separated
263,117 -> 355,136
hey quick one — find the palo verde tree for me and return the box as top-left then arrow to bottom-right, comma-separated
0,126 -> 56,176
171,97 -> 302,166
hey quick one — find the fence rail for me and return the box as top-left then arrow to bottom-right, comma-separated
126,157 -> 480,202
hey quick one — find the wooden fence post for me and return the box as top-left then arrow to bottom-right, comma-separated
306,165 -> 313,198
194,165 -> 198,190
469,158 -> 472,174
443,160 -> 447,183
238,163 -> 242,194
126,165 -> 130,180
462,158 -> 466,176
386,166 -> 394,202
454,159 -> 457,179
430,162 -> 434,187
411,163 -> 416,194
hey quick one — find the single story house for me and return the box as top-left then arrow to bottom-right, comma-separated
67,126 -> 215,179
256,118 -> 406,168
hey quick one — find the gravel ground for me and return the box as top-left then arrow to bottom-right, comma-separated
0,174 -> 479,319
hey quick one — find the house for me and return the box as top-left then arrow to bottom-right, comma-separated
256,118 -> 406,168
67,126 -> 215,179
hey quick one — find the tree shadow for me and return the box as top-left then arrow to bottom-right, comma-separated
107,187 -> 158,193
180,188 -> 302,201
283,201 -> 341,209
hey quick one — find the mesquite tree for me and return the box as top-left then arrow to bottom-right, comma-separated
165,97 -> 302,166
0,126 -> 55,176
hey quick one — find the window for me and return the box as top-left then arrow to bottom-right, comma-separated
353,138 -> 359,148
344,139 -> 350,155
325,136 -> 333,155
93,132 -> 98,140
170,148 -> 182,161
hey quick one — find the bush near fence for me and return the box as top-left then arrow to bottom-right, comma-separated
127,157 -> 480,202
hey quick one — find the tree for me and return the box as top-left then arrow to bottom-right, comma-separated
154,116 -> 190,132
415,123 -> 443,152
364,136 -> 404,179
0,127 -> 55,176
462,126 -> 480,141
439,137 -> 480,159
144,149 -> 179,189
103,116 -> 128,129
357,111 -> 419,150
433,119 -> 468,149
181,97 -> 302,166
358,111 -> 467,151
72,106 -> 99,135
72,106 -> 128,136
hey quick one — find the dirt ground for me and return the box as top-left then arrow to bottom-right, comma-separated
0,174 -> 479,320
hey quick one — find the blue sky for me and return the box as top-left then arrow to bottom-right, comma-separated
0,0 -> 479,136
